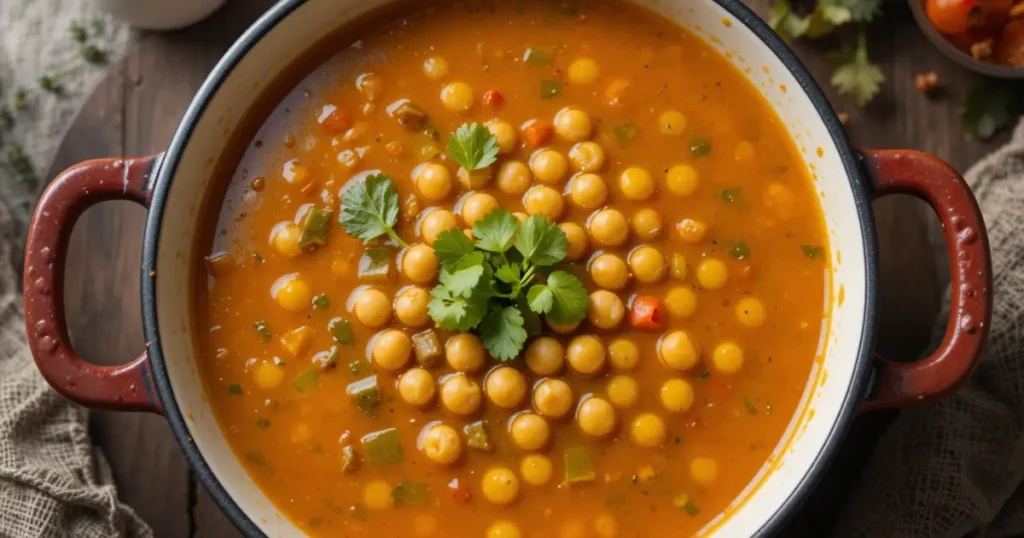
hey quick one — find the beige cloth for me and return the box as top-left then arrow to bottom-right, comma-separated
834,120 -> 1024,538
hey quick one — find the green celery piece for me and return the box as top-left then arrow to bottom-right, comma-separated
564,446 -> 596,483
463,420 -> 492,451
329,317 -> 356,345
391,481 -> 429,506
291,369 -> 319,393
347,376 -> 380,417
340,445 -> 359,473
411,330 -> 442,367
298,207 -> 332,248
313,346 -> 340,370
523,46 -> 554,66
362,428 -> 404,467
358,247 -> 394,282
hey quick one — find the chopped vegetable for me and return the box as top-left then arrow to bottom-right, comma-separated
298,207 -> 332,248
358,247 -> 394,282
412,330 -> 443,367
348,359 -> 371,377
291,369 -> 320,393
564,446 -> 596,483
689,138 -> 712,158
386,99 -> 428,130
523,120 -> 554,146
347,375 -> 380,417
611,122 -> 638,144
338,173 -> 410,249
312,294 -> 330,311
540,77 -> 562,99
392,481 -> 429,506
523,46 -> 554,66
341,445 -> 359,472
629,295 -> 663,330
254,321 -> 271,342
448,478 -> 472,504
279,326 -> 312,357
827,29 -> 883,107
447,122 -> 499,171
228,384 -> 244,395
729,241 -> 751,260
329,317 -> 356,345
362,428 -> 404,467
463,420 -> 493,451
313,346 -> 340,370
801,245 -> 825,259
482,89 -> 504,109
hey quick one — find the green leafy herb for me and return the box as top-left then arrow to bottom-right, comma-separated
312,293 -> 330,311
717,188 -> 741,204
689,138 -> 712,158
611,122 -> 638,144
962,78 -> 1024,141
80,44 -> 106,64
527,271 -> 588,325
473,210 -> 519,253
254,321 -> 271,342
70,21 -> 88,43
228,384 -> 244,395
338,173 -> 409,248
447,122 -> 499,171
432,228 -> 477,268
516,215 -> 567,266
480,306 -> 529,361
827,29 -> 883,107
801,245 -> 825,259
729,241 -> 750,260
523,46 -> 554,66
541,78 -> 563,99
38,75 -> 62,94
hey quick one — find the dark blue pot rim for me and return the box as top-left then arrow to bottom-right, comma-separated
140,1 -> 877,536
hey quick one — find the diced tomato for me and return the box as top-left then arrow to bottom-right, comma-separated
316,105 -> 352,135
523,120 -> 554,147
629,295 -> 663,330
448,478 -> 471,505
482,89 -> 504,109
300,181 -> 317,196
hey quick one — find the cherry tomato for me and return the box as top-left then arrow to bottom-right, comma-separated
926,0 -> 1011,35
482,89 -> 504,109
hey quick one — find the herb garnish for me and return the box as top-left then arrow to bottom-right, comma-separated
338,173 -> 410,249
447,122 -> 499,171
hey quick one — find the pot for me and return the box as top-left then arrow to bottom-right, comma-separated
23,0 -> 992,536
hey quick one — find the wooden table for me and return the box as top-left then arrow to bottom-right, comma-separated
46,1 -> 1007,536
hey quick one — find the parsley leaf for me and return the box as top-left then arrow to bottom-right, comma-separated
432,228 -> 477,269
526,270 -> 588,324
515,216 -> 567,266
769,0 -> 810,40
439,252 -> 488,298
338,173 -> 409,248
428,286 -> 488,332
447,123 -> 499,171
480,306 -> 528,361
495,263 -> 521,284
473,210 -> 518,253
828,30 -> 884,107
962,78 -> 1023,141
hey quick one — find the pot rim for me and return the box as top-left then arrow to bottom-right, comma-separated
139,0 -> 878,536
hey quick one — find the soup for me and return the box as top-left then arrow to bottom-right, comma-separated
195,1 -> 829,536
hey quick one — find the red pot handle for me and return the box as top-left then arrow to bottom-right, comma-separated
859,149 -> 992,412
23,155 -> 164,415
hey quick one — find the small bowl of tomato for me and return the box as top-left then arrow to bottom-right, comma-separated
910,0 -> 1024,78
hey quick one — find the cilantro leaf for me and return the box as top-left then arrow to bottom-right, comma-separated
473,210 -> 519,253
447,123 -> 499,171
495,263 -> 521,284
480,306 -> 528,361
432,228 -> 476,269
515,216 -> 567,266
828,30 -> 883,107
769,0 -> 810,40
526,270 -> 588,324
439,252 -> 487,298
428,286 -> 488,332
962,78 -> 1023,141
339,173 -> 408,247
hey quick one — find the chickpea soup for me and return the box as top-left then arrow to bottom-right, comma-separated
195,1 -> 830,537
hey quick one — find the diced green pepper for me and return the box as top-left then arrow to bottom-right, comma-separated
412,330 -> 442,367
391,481 -> 429,506
329,317 -> 356,346
347,375 -> 379,417
298,207 -> 332,248
523,46 -> 554,66
312,293 -> 330,310
313,346 -> 340,370
540,78 -> 562,99
564,446 -> 596,483
689,137 -> 712,157
358,247 -> 394,282
362,428 -> 404,467
612,122 -> 638,144
348,359 -> 371,377
801,245 -> 824,259
463,420 -> 492,451
291,369 -> 319,393
341,445 -> 359,473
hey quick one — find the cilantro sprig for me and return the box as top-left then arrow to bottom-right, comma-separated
447,122 -> 499,171
338,173 -> 411,249
430,209 -> 588,361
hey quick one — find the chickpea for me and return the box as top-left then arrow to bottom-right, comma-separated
420,209 -> 458,245
394,286 -> 431,327
659,330 -> 700,371
440,81 -> 474,113
354,288 -> 392,328
488,521 -> 522,538
631,209 -> 664,241
399,367 -> 436,406
421,423 -> 462,465
735,297 -> 767,328
523,186 -> 565,221
520,454 -> 554,486
606,375 -> 639,408
587,290 -> 625,330
533,378 -> 574,419
271,223 -> 303,258
554,107 -> 593,143
619,167 -> 654,201
423,56 -> 449,80
372,330 -> 412,371
457,166 -> 493,190
568,57 -> 600,85
510,412 -> 551,451
660,378 -> 694,413
666,164 -> 699,196
658,110 -> 687,136
630,413 -> 666,447
461,192 -> 499,227
608,338 -> 639,370
690,457 -> 719,487
734,141 -> 755,163
481,467 -> 519,505
488,120 -> 519,154
415,163 -> 453,201
485,367 -> 527,409
363,480 -> 394,510
273,275 -> 312,312
712,341 -> 744,374
568,141 -> 606,172
566,335 -> 606,375
547,318 -> 581,335
402,244 -> 438,284
560,222 -> 589,262
569,173 -> 608,209
629,246 -> 667,284
697,258 -> 729,290
440,373 -> 483,416
254,362 -> 284,390
530,149 -> 569,184
665,287 -> 698,318
589,253 -> 629,290
576,396 -> 616,437
446,333 -> 486,373
677,218 -> 709,243
588,209 -> 629,247
594,514 -> 619,538
497,161 -> 532,195
525,337 -> 565,376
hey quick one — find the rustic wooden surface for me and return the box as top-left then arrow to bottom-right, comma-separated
45,1 -> 1008,536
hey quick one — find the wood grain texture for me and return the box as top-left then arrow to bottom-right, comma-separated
44,1 -> 1006,536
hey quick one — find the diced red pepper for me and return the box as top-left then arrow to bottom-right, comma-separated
316,105 -> 352,135
448,478 -> 471,505
523,120 -> 554,147
629,295 -> 663,330
482,89 -> 504,109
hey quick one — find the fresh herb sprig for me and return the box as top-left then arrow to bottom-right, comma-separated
447,122 -> 499,171
338,173 -> 411,249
